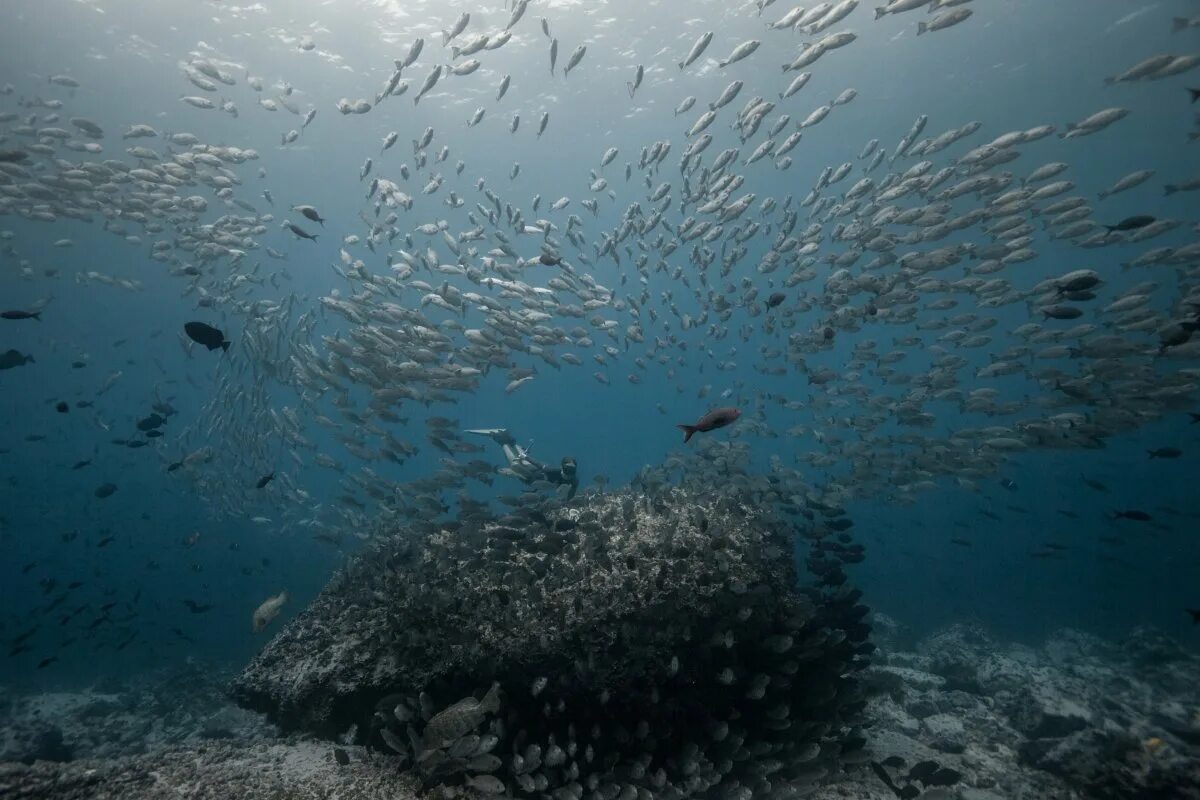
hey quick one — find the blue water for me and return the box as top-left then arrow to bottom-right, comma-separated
1,0 -> 1199,692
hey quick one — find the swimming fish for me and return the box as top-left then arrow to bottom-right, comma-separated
677,407 -> 742,443
252,590 -> 289,632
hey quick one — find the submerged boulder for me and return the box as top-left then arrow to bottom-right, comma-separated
233,487 -> 872,798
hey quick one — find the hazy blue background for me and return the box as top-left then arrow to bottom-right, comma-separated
1,0 -> 1198,688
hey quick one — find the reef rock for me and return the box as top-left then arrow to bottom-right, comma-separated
233,487 -> 872,798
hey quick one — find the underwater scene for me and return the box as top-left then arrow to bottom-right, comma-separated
1,0 -> 1199,797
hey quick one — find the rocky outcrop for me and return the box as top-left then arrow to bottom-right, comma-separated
822,620 -> 1200,800
232,487 -> 872,798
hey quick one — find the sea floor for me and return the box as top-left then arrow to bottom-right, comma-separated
1,620 -> 1196,800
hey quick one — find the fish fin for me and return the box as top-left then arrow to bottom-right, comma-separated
221,341 -> 230,352
481,681 -> 501,713
916,21 -> 927,36
677,424 -> 697,443
1189,88 -> 1200,103
1165,185 -> 1178,195
32,312 -> 41,321
874,7 -> 888,20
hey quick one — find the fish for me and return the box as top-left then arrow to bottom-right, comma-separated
1103,215 -> 1155,232
678,407 -> 742,443
422,683 -> 502,750
184,600 -> 214,613
184,322 -> 230,352
292,205 -> 325,226
1147,447 -> 1182,458
252,590 -> 289,632
680,32 -> 714,70
1,310 -> 41,321
93,483 -> 117,499
255,472 -> 275,489
0,349 -> 34,369
285,222 -> 319,241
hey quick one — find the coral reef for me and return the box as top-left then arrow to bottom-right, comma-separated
232,487 -> 873,798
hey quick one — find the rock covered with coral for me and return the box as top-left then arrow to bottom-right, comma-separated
233,487 -> 873,798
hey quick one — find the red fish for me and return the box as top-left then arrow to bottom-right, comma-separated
677,407 -> 740,443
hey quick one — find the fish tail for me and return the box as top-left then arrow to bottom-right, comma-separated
874,7 -> 888,20
221,341 -> 230,352
677,424 -> 697,443
1164,185 -> 1177,195
916,21 -> 927,35
1189,88 -> 1200,103
310,234 -> 319,241
31,312 -> 41,321
441,29 -> 450,46
481,681 -> 502,713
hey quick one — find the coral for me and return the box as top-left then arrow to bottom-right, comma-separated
233,487 -> 873,798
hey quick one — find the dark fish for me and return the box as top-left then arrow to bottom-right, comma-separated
127,440 -> 148,449
0,148 -> 29,163
1187,609 -> 1200,624
94,483 -> 117,498
145,430 -> 163,438
333,748 -> 350,766
72,459 -> 91,469
183,600 -> 213,613
167,461 -> 183,472
296,206 -> 326,226
96,535 -> 115,547
1111,509 -> 1151,521
286,222 -> 319,241
1188,412 -> 1199,423
255,472 -> 275,489
0,349 -> 34,369
55,401 -> 68,413
68,581 -> 83,589
1,310 -> 41,321
677,406 -> 740,442
37,656 -> 57,669
1103,215 -> 1155,232
1147,447 -> 1182,458
1081,475 -> 1109,492
1190,88 -> 1200,104
538,253 -> 561,266
765,292 -> 786,309
71,361 -> 87,368
137,413 -> 165,431
1000,478 -> 1017,491
184,322 -> 230,352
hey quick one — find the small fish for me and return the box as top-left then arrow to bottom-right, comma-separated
72,459 -> 91,470
0,349 -> 34,370
184,322 -> 230,352
94,483 -> 117,499
184,600 -> 214,613
252,590 -> 289,632
1104,215 -> 1155,232
1147,447 -> 1182,458
255,472 -> 275,489
1111,509 -> 1152,521
1,310 -> 41,321
286,222 -> 319,242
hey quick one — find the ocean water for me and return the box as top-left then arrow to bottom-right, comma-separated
0,0 -> 1198,773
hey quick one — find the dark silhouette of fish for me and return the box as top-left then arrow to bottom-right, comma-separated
1103,215 -> 1154,232
1187,608 -> 1200,624
677,407 -> 740,442
184,322 -> 230,352
286,222 -> 319,241
255,472 -> 275,489
1,310 -> 41,321
94,483 -> 117,499
0,149 -> 29,163
0,349 -> 34,369
1111,509 -> 1151,521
